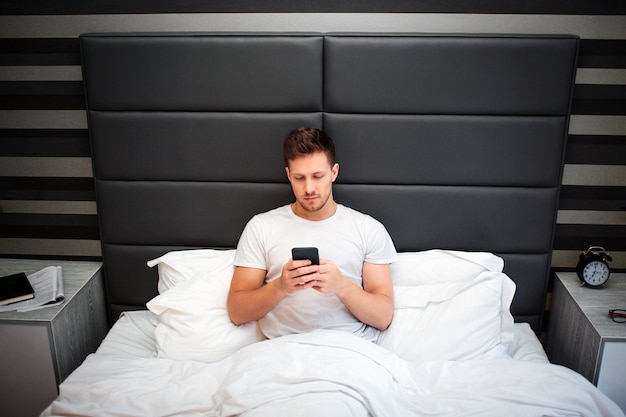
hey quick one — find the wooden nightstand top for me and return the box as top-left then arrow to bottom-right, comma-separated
0,258 -> 103,322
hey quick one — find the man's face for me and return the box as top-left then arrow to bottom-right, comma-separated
285,151 -> 339,220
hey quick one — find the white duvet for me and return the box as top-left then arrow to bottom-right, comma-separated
46,316 -> 624,417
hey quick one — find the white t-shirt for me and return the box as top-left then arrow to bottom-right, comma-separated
234,204 -> 397,341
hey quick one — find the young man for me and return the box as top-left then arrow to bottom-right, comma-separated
227,127 -> 397,342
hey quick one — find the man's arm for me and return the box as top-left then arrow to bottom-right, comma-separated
227,266 -> 276,326
227,260 -> 320,326
315,260 -> 394,331
343,261 -> 394,331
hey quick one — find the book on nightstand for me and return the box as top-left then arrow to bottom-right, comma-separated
0,266 -> 65,312
0,272 -> 35,306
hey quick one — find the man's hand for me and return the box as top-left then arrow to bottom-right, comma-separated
308,259 -> 351,295
280,259 -> 321,293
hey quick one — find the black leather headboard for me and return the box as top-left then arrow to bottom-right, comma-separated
80,33 -> 578,333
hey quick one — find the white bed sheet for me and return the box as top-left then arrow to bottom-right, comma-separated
42,311 -> 624,417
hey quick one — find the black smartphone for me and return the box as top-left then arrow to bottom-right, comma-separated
291,247 -> 320,265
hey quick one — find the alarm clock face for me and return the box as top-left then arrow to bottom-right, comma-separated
582,260 -> 610,286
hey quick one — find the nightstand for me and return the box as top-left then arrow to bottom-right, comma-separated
0,259 -> 108,417
546,272 -> 626,413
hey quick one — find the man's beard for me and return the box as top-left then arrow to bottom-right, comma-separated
297,193 -> 329,213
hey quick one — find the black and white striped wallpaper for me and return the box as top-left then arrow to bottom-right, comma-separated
1,2 -> 625,274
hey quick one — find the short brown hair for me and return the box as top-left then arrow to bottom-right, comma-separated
283,127 -> 336,166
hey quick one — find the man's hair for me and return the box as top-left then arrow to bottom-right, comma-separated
283,127 -> 336,167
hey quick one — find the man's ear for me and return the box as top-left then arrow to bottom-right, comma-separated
285,166 -> 291,180
331,163 -> 339,182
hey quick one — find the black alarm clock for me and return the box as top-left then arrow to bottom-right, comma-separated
576,246 -> 612,287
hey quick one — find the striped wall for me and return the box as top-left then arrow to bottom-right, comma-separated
1,4 -> 625,274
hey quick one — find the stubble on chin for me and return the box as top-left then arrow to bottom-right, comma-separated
297,193 -> 329,213
298,198 -> 321,213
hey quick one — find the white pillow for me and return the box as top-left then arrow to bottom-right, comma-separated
389,249 -> 504,286
146,249 -> 266,363
147,249 -> 236,293
378,271 -> 515,362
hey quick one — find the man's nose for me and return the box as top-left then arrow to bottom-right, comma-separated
304,178 -> 315,193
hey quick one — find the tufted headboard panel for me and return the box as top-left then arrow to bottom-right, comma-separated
80,33 -> 578,333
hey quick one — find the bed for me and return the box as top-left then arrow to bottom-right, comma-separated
42,33 -> 625,416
